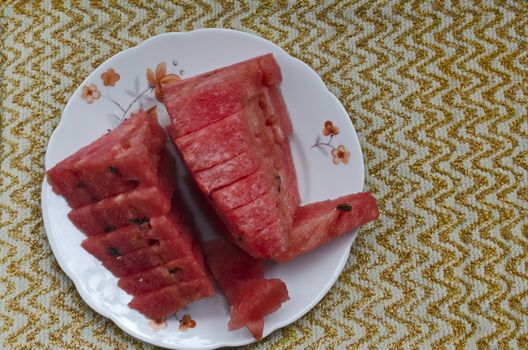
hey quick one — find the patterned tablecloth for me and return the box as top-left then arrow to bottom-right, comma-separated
1,1 -> 527,349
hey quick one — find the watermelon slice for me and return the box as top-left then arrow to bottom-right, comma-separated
47,108 -> 165,207
81,209 -> 194,261
274,192 -> 379,262
68,151 -> 175,236
162,54 -> 281,138
100,239 -> 198,277
118,255 -> 208,295
129,278 -> 215,320
204,239 -> 289,339
163,54 -> 300,258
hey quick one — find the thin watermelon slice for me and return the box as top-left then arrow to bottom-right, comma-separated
129,278 -> 215,320
162,54 -> 281,138
68,151 -> 175,236
118,254 -> 208,295
81,209 -> 194,261
101,239 -> 198,277
47,108 -> 165,207
204,239 -> 289,339
274,192 -> 379,262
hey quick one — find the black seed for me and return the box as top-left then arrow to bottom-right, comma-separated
129,217 -> 149,225
108,247 -> 120,256
109,166 -> 119,174
104,225 -> 116,233
275,175 -> 281,193
169,267 -> 182,274
336,203 -> 352,212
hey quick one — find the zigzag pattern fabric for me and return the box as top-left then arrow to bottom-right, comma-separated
1,1 -> 526,349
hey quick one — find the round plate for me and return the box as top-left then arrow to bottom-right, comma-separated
42,29 -> 364,349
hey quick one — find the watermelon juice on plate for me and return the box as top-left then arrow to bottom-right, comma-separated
42,29 -> 377,349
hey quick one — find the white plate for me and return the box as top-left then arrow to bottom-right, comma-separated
42,29 -> 364,349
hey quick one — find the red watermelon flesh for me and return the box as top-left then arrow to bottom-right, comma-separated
236,220 -> 288,259
101,239 -> 198,277
118,254 -> 207,295
162,54 -> 282,138
204,239 -> 289,339
47,108 -> 165,207
210,168 -> 273,212
128,278 -> 215,320
68,151 -> 175,236
81,209 -> 194,261
175,98 -> 266,172
274,192 -> 379,262
228,279 -> 289,332
193,151 -> 260,195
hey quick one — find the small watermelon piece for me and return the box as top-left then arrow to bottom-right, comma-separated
68,151 -> 175,236
162,54 -> 281,138
81,209 -> 194,261
128,278 -> 215,320
228,279 -> 289,332
47,108 -> 165,207
204,239 -> 289,339
274,192 -> 379,262
101,239 -> 199,277
118,255 -> 207,295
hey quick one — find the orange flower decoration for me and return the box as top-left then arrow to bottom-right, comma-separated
179,314 -> 196,331
101,68 -> 120,87
332,145 -> 350,165
147,62 -> 181,102
323,120 -> 340,136
80,84 -> 101,104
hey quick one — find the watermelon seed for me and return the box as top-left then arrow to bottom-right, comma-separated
104,225 -> 116,233
108,247 -> 120,256
138,278 -> 144,282
129,217 -> 149,225
168,267 -> 182,274
109,166 -> 119,174
337,203 -> 352,212
275,175 -> 281,193
75,181 -> 86,188
148,239 -> 159,246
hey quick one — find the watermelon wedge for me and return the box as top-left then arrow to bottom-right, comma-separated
204,239 -> 289,339
129,278 -> 215,320
47,108 -> 165,207
274,192 -> 379,262
81,209 -> 195,261
118,255 -> 208,295
163,54 -> 300,258
68,151 -> 175,236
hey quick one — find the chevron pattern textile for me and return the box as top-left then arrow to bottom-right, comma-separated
1,1 -> 527,349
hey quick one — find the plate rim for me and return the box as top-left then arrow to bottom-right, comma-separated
41,28 -> 364,349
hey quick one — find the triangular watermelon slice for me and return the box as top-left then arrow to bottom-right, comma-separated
47,108 -> 165,207
163,54 -> 300,258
